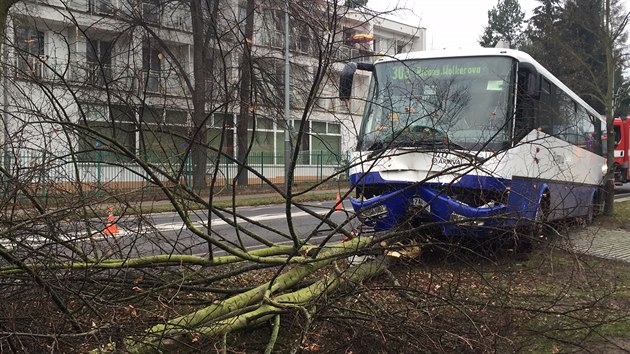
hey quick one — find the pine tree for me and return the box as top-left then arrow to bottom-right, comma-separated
479,0 -> 525,48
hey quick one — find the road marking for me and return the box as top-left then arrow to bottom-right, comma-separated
152,210 -> 333,233
1,209 -> 339,248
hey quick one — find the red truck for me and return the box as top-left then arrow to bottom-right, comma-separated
614,116 -> 630,183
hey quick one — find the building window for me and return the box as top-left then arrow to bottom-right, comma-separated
15,25 -> 45,79
238,0 -> 248,22
139,108 -> 189,163
142,44 -> 163,92
256,58 -> 309,109
292,65 -> 311,108
90,0 -> 113,15
142,0 -> 160,25
208,113 -> 234,163
375,37 -> 405,56
268,10 -> 284,48
255,58 -> 283,105
77,104 -> 136,162
310,121 -> 341,165
86,39 -> 112,86
247,117 -> 275,164
292,120 -> 310,164
293,20 -> 314,55
396,41 -> 405,54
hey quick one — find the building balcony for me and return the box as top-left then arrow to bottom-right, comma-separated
264,30 -> 316,56
77,62 -> 112,86
68,61 -> 137,92
15,57 -> 46,80
139,70 -> 189,97
66,62 -> 188,97
332,46 -> 375,63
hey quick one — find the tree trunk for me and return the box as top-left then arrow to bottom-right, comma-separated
190,0 -> 209,191
236,0 -> 255,187
0,0 -> 17,39
603,0 -> 615,216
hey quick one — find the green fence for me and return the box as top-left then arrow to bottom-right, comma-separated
208,151 -> 347,188
4,150 -> 348,196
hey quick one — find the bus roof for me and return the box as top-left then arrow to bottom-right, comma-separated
378,48 -> 604,121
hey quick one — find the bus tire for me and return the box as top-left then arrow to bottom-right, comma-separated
586,191 -> 601,225
532,190 -> 550,237
585,198 -> 595,225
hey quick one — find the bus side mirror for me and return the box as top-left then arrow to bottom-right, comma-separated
339,62 -> 374,101
518,62 -> 540,99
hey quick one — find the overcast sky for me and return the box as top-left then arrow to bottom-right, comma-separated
367,0 -> 623,50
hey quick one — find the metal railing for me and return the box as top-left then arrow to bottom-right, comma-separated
16,57 -> 46,80
332,46 -> 376,63
82,62 -> 113,86
3,150 -> 348,197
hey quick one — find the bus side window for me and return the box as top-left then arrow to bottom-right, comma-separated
575,106 -> 590,148
536,78 -> 556,135
586,116 -> 604,155
514,69 -> 536,140
556,95 -> 578,143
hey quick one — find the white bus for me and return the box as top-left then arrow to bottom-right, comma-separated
340,48 -> 606,235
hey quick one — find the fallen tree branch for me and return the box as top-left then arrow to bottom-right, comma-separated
124,237 -> 375,353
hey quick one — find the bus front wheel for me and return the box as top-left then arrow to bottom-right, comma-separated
532,190 -> 550,237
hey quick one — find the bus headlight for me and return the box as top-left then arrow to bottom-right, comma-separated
361,205 -> 388,219
450,212 -> 484,226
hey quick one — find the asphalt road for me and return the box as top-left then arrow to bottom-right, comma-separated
616,181 -> 630,198
5,183 -> 629,261
1,200 -> 359,260
121,183 -> 628,258
113,200 -> 358,257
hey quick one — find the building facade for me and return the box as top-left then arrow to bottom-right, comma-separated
1,0 -> 425,188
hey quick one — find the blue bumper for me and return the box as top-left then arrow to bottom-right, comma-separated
350,184 -> 508,234
350,171 -> 599,235
350,173 -> 513,235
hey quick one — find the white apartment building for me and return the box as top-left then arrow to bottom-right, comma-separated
1,0 -> 425,187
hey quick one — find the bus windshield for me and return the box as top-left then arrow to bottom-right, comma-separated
358,56 -> 516,152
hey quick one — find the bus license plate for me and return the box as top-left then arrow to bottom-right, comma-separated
412,197 -> 430,212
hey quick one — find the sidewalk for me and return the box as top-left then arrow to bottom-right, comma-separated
115,188 -> 344,212
562,197 -> 630,263
568,227 -> 630,263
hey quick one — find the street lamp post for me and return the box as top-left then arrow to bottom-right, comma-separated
2,35 -> 9,180
283,0 -> 291,195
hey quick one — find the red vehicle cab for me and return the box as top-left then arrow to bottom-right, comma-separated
614,116 -> 630,183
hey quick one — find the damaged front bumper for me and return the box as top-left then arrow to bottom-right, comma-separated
350,184 -> 509,235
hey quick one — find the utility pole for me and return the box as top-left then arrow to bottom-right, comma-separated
283,0 -> 291,194
2,34 -> 9,179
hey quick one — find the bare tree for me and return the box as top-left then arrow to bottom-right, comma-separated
0,1 -> 628,353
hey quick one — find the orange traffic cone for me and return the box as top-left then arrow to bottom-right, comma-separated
334,192 -> 344,212
104,207 -> 120,235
